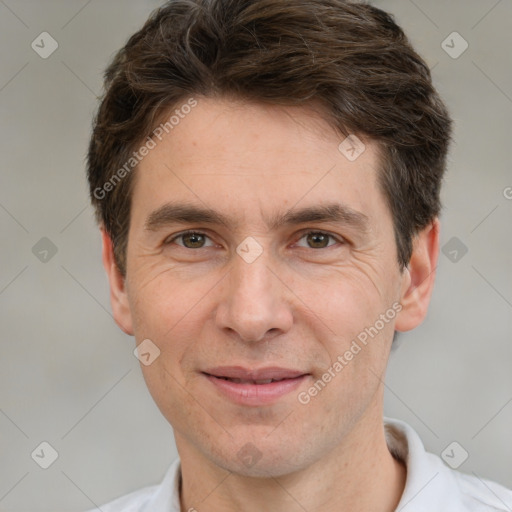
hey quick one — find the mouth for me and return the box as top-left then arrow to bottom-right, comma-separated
213,376 -> 296,384
202,366 -> 310,405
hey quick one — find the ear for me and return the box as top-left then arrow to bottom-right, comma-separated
101,228 -> 134,335
395,219 -> 440,332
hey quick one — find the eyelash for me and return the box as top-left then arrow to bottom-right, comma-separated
165,230 -> 345,249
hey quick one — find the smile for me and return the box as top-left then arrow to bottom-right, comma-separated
202,367 -> 310,406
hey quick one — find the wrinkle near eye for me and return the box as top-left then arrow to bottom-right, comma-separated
345,247 -> 393,300
131,257 -> 177,293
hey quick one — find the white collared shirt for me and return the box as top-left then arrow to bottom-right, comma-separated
87,417 -> 512,511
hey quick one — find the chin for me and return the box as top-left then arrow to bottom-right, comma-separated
208,440 -> 315,479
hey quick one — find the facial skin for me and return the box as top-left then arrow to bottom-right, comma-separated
102,97 -> 439,512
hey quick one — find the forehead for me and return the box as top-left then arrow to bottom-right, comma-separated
131,97 -> 387,230
151,97 -> 368,170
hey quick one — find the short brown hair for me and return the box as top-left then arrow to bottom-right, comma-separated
87,0 -> 452,275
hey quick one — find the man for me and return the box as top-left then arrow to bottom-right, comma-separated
86,0 -> 512,510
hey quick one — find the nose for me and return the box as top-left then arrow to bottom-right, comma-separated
215,250 -> 294,344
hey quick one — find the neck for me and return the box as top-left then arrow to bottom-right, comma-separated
177,411 -> 407,512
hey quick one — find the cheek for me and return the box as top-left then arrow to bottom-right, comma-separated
296,269 -> 398,407
140,361 -> 202,436
297,267 -> 392,337
127,263 -> 212,339
127,270 -> 218,409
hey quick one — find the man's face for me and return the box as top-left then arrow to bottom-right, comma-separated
112,98 -> 417,476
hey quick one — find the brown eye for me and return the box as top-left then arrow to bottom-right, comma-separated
181,232 -> 206,248
306,232 -> 331,249
295,231 -> 341,250
168,231 -> 214,249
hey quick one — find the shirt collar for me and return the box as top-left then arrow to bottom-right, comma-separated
384,416 -> 461,511
145,417 -> 510,511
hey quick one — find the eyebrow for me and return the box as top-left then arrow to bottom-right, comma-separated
144,201 -> 370,233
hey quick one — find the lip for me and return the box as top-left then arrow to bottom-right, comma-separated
203,366 -> 310,406
205,366 -> 307,381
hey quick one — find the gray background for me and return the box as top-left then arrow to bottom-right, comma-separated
0,1 -> 511,510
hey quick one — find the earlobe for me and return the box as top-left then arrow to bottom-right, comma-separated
395,219 -> 440,333
101,228 -> 134,335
